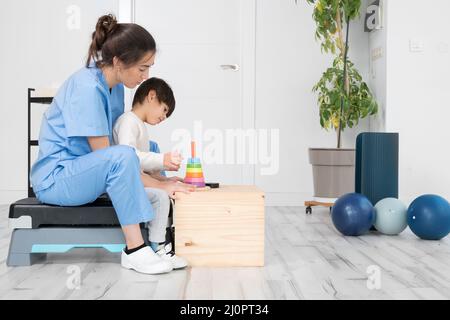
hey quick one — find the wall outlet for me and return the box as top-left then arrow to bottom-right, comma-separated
409,39 -> 424,52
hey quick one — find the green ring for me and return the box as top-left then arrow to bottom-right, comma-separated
186,164 -> 202,168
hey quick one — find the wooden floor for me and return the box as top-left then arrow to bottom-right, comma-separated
1,205 -> 450,300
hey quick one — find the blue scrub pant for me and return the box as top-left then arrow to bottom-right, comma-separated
35,145 -> 154,226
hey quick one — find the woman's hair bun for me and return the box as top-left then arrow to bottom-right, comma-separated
87,14 -> 118,65
97,14 -> 117,35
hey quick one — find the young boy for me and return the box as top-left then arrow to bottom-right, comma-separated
113,77 -> 194,270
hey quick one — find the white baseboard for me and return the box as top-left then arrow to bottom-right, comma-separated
263,192 -> 418,207
0,190 -> 28,205
264,192 -> 313,207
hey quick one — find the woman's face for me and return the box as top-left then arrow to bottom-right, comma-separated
119,51 -> 155,89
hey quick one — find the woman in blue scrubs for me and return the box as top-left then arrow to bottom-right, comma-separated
31,14 -> 178,274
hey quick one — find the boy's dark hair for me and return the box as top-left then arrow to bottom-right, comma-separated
132,77 -> 175,117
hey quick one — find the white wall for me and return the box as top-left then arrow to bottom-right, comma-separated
368,0 -> 387,132
255,0 -> 372,205
0,0 -> 120,204
384,0 -> 450,203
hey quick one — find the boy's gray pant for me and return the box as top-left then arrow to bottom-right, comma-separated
144,188 -> 172,244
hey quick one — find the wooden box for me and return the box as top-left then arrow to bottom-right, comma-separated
174,185 -> 265,267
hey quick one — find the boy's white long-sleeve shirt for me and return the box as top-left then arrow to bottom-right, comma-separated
112,111 -> 164,173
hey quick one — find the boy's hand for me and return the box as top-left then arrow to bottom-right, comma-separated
161,181 -> 196,200
171,150 -> 183,165
163,151 -> 183,171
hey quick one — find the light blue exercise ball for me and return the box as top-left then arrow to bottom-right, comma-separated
374,198 -> 408,235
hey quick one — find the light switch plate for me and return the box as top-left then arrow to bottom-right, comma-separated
372,47 -> 383,61
438,42 -> 449,53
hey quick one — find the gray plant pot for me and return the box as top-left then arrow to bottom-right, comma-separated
309,148 -> 356,199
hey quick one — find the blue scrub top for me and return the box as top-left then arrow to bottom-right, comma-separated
31,65 -> 124,192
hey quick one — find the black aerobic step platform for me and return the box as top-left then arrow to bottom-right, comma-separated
9,194 -> 119,229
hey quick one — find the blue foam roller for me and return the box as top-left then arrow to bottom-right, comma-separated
355,132 -> 399,205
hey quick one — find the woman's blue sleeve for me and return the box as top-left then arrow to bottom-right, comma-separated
63,82 -> 109,138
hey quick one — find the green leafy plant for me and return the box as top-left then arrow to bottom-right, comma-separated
300,0 -> 378,148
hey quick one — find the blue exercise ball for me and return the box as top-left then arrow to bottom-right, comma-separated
331,193 -> 375,236
407,194 -> 450,240
374,198 -> 408,235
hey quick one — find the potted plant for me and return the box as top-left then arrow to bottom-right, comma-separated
301,0 -> 378,199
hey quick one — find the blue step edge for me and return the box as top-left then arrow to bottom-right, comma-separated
31,244 -> 126,253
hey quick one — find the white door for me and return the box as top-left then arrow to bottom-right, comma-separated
132,0 -> 255,185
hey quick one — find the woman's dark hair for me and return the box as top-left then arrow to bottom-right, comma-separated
86,14 -> 156,68
132,77 -> 176,118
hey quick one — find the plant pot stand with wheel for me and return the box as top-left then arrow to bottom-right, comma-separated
304,200 -> 334,215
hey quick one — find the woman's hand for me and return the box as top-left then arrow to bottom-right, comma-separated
149,172 -> 185,183
163,151 -> 183,171
167,176 -> 185,183
141,172 -> 162,188
160,181 -> 196,200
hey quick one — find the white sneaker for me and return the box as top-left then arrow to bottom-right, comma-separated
155,243 -> 188,270
121,246 -> 173,274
